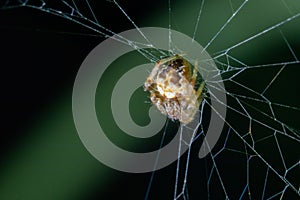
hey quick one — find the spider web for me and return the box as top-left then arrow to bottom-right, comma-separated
2,0 -> 299,199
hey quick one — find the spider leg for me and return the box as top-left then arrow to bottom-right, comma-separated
190,61 -> 198,87
156,54 -> 179,65
191,61 -> 205,103
196,81 -> 205,100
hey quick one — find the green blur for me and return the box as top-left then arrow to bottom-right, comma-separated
1,0 -> 299,199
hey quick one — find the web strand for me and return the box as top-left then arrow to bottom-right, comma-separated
2,0 -> 299,199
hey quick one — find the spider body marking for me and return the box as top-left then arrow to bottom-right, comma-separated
144,55 -> 205,124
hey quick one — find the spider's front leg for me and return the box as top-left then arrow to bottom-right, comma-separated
190,61 -> 205,103
196,81 -> 205,103
190,61 -> 198,87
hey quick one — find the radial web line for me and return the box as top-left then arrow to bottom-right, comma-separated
201,0 -> 249,52
223,13 -> 300,53
192,0 -> 205,42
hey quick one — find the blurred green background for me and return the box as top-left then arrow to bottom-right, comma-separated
0,0 -> 299,199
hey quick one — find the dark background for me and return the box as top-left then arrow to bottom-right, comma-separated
0,0 -> 165,157
0,1 -> 178,200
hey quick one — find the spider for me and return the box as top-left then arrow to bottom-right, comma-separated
144,55 -> 205,124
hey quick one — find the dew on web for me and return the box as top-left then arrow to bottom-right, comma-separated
2,0 -> 300,199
